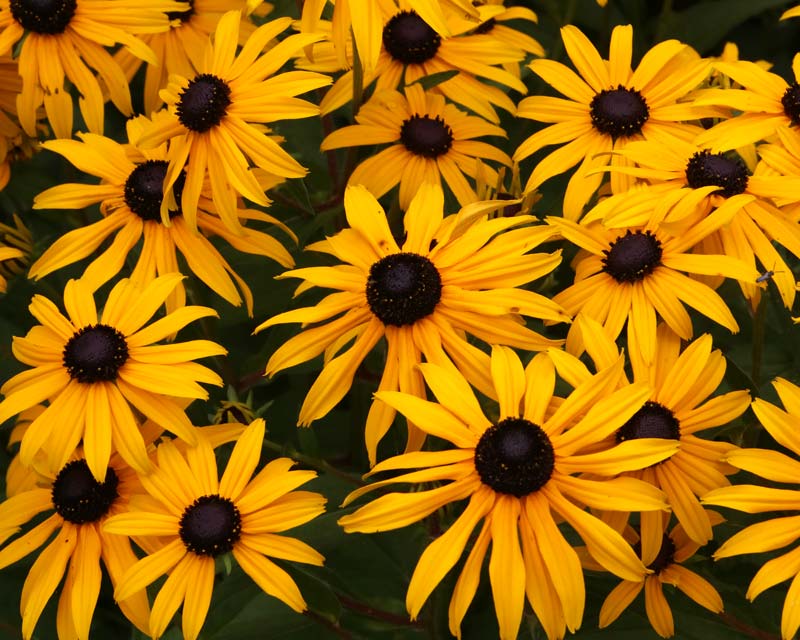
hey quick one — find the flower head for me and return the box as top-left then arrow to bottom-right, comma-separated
256,183 -> 568,463
104,419 -> 326,640
0,274 -> 226,480
339,346 -> 673,639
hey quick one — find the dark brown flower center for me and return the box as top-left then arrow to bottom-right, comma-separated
616,401 -> 680,442
167,0 -> 195,23
633,534 -> 676,575
590,85 -> 649,138
685,150 -> 749,197
473,17 -> 496,34
10,0 -> 76,33
782,82 -> 800,125
52,460 -> 119,524
602,230 -> 663,283
124,160 -> 186,222
474,418 -> 555,496
179,494 -> 242,556
366,252 -> 442,326
63,324 -> 129,383
400,115 -> 453,158
176,73 -> 232,133
382,11 -> 441,64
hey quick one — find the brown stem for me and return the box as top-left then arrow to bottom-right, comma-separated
338,595 -> 423,627
718,612 -> 781,640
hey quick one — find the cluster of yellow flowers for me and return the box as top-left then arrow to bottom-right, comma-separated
0,1 -> 799,639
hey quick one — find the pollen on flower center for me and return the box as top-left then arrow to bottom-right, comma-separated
602,230 -> 663,283
382,11 -> 441,64
590,85 -> 650,138
10,0 -> 77,34
167,0 -> 195,23
124,160 -> 186,222
782,82 -> 800,125
52,460 -> 120,524
633,533 -> 676,575
179,495 -> 242,556
400,115 -> 453,158
176,73 -> 232,133
616,401 -> 680,442
366,252 -> 442,326
685,150 -> 749,197
474,417 -> 555,496
62,324 -> 129,383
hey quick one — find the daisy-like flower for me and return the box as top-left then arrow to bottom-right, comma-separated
583,135 -> 800,309
783,5 -> 800,19
30,113 -> 293,315
320,84 -> 511,208
115,0 -> 272,115
0,212 -> 25,291
0,0 -> 187,139
135,11 -> 330,233
298,4 -> 527,123
340,346 -> 675,640
553,317 -> 749,545
514,24 -> 715,220
256,183 -> 568,464
300,0 -> 479,73
703,377 -> 800,640
597,512 -> 724,638
0,451 -> 151,640
548,207 -> 758,365
694,52 -> 800,150
104,419 -> 326,640
0,274 -> 226,481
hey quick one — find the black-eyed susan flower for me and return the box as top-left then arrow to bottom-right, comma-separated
340,346 -> 675,640
0,212 -> 25,291
694,52 -> 800,150
104,419 -> 326,640
783,5 -> 800,19
703,377 -> 800,640
0,274 -> 225,481
514,24 -> 715,220
300,4 -> 526,123
583,135 -> 800,309
0,0 -> 186,139
553,317 -> 749,545
256,183 -> 568,464
115,0 -> 272,115
300,0 -> 479,73
30,113 -> 293,315
0,450 -> 151,640
320,84 -> 511,208
548,210 -> 758,365
135,11 -> 330,233
0,55 -> 40,190
597,513 -> 724,638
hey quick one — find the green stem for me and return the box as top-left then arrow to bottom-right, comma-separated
751,291 -> 767,391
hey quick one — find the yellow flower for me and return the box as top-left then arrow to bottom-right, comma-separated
320,84 -> 511,207
0,0 -> 187,138
704,377 -> 800,640
555,316 -> 749,545
104,419 -> 326,640
0,274 -> 226,481
340,346 -> 673,640
598,513 -> 724,638
549,211 -> 758,365
136,10 -> 330,234
0,451 -> 151,640
297,3 -> 527,123
514,24 -> 714,220
694,52 -> 800,150
582,135 -> 800,309
256,183 -> 568,464
115,0 -> 272,115
30,112 -> 293,315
